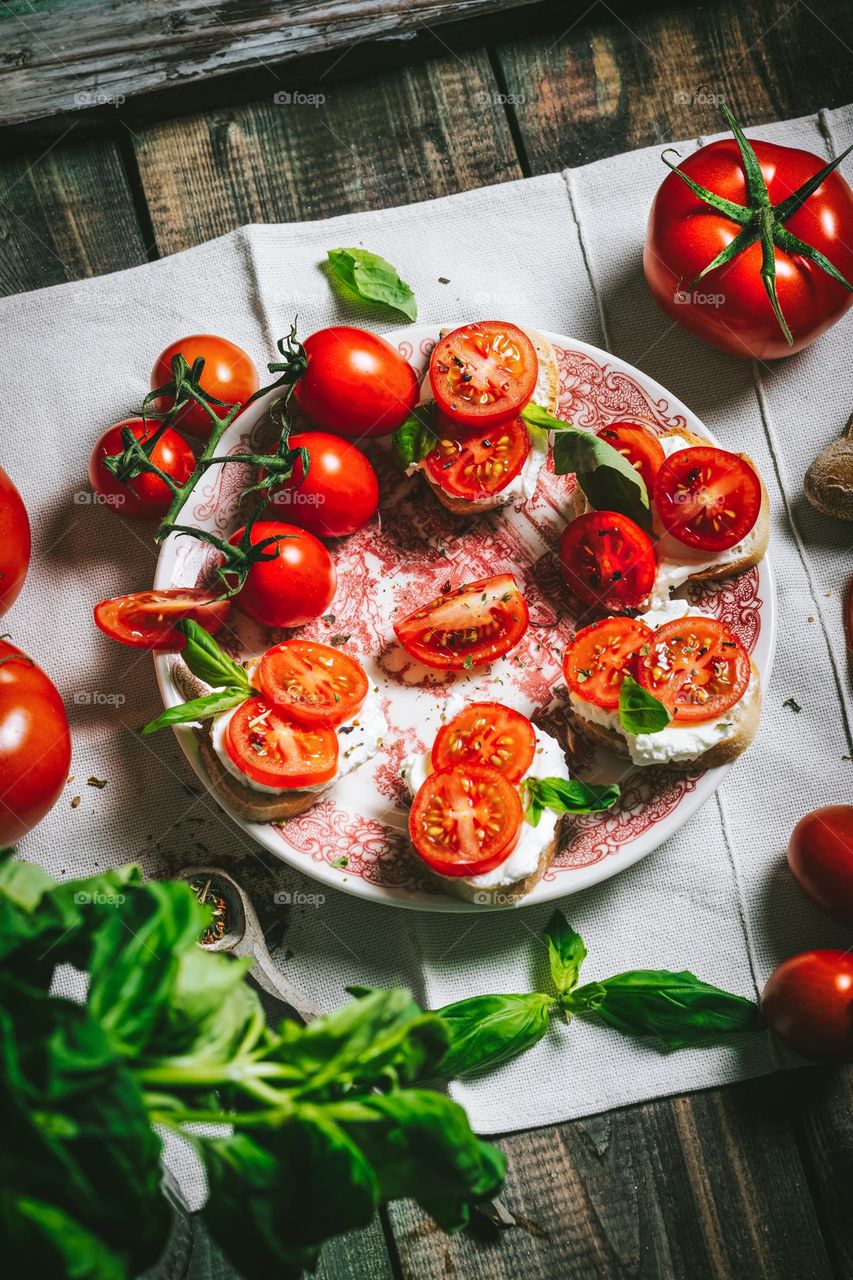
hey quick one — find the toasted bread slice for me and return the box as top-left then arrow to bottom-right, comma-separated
415,826 -> 560,905
572,425 -> 770,589
571,663 -> 762,771
424,324 -> 561,517
196,722 -> 321,822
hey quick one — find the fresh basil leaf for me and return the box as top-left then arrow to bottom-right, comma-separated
326,247 -> 417,321
332,1090 -> 506,1231
177,618 -> 250,690
525,777 -> 620,825
618,675 -> 671,735
568,970 -> 761,1049
524,403 -> 652,530
5,1198 -> 127,1280
141,686 -> 248,735
543,911 -> 587,996
146,946 -> 259,1064
391,408 -> 436,470
436,992 -> 554,1077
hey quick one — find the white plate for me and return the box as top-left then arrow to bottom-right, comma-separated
154,327 -> 776,912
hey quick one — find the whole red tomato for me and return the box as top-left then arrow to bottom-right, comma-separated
266,432 -> 379,537
0,467 -> 30,617
787,805 -> 853,925
0,639 -> 71,845
152,335 -> 259,439
762,950 -> 853,1063
231,520 -> 336,628
645,133 -> 853,359
89,419 -> 195,520
295,327 -> 418,438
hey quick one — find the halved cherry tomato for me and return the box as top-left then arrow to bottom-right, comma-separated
636,617 -> 751,722
0,467 -> 30,617
762,950 -> 853,1063
93,589 -> 231,650
563,617 -> 654,710
394,574 -> 529,670
594,422 -> 665,494
409,764 -> 522,878
295,327 -> 419,439
654,446 -> 761,552
152,335 -> 259,440
432,702 -> 536,784
429,321 -> 538,429
559,511 -> 657,612
225,696 -> 338,789
423,415 -> 531,501
257,640 -> 368,728
89,419 -> 195,521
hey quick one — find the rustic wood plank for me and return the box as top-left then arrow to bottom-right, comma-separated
0,0 -> 555,138
130,48 -> 520,254
496,0 -> 853,172
0,133 -> 149,295
791,1066 -> 853,1278
389,1081 -> 834,1279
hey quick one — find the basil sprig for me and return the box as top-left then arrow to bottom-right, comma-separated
524,776 -> 621,827
325,248 -> 417,321
435,911 -> 760,1077
618,674 -> 671,735
142,619 -> 252,734
391,407 -> 436,469
522,402 -> 652,530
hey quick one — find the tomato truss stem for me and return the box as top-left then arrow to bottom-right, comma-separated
663,102 -> 853,345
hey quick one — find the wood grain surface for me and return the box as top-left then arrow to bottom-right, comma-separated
0,2 -> 850,1277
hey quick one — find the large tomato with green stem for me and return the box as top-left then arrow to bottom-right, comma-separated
644,104 -> 853,359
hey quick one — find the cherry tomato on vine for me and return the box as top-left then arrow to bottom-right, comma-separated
762,950 -> 853,1063
394,574 -> 529,670
230,520 -> 336,629
559,511 -> 657,612
257,640 -> 367,728
265,431 -> 379,537
654,447 -> 761,552
787,805 -> 853,926
423,415 -> 531,501
94,589 -> 231,650
152,335 -> 259,439
0,467 -> 30,617
594,423 -> 665,494
89,419 -> 195,521
295,327 -> 418,439
636,617 -> 751,723
432,703 -> 536,785
0,639 -> 71,845
225,697 -> 339,790
563,617 -> 654,711
409,764 -> 522,878
429,321 -> 538,429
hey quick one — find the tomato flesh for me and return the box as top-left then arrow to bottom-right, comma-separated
563,617 -> 654,711
409,764 -> 522,878
394,574 -> 529,670
0,639 -> 71,845
654,446 -> 761,552
152,335 -> 259,440
636,617 -> 751,722
258,641 -> 368,728
559,511 -> 657,613
0,467 -> 30,618
423,415 -> 531,501
429,321 -> 538,428
787,805 -> 853,927
295,327 -> 419,439
93,589 -> 231,650
762,950 -> 853,1064
225,697 -> 338,789
89,419 -> 195,521
594,422 -> 665,494
432,702 -> 536,784
265,431 -> 379,537
230,521 -> 336,629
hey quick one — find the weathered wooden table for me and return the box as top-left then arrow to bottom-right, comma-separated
2,1 -> 851,1276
